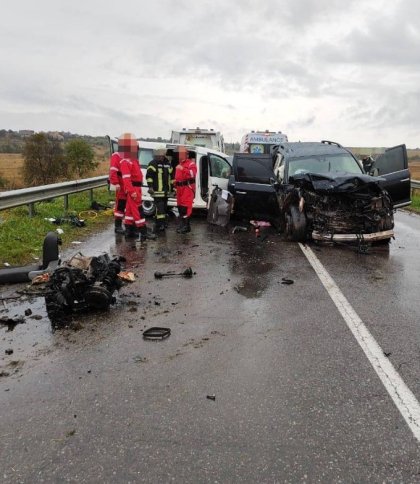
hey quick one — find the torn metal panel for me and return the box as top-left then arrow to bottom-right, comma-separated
207,187 -> 233,227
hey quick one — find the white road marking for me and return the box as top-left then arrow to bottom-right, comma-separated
299,242 -> 420,442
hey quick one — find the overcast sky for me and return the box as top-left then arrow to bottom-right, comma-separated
1,0 -> 420,147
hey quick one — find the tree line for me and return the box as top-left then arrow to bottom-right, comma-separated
22,134 -> 98,186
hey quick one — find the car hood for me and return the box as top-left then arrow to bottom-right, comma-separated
290,171 -> 385,194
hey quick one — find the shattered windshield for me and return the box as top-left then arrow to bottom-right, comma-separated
288,153 -> 363,177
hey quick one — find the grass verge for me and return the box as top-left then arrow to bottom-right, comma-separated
404,193 -> 420,214
0,188 -> 115,266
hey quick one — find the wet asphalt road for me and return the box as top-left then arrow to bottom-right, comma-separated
1,211 -> 420,482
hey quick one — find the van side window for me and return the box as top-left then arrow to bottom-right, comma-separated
209,154 -> 231,178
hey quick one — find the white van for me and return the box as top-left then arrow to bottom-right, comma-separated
107,137 -> 232,216
170,128 -> 225,153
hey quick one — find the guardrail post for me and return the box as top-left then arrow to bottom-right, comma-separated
64,195 -> 69,211
28,203 -> 35,217
89,189 -> 94,203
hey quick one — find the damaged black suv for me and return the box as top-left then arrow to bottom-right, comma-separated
228,141 -> 411,243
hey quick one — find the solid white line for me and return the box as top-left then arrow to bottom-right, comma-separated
299,242 -> 420,442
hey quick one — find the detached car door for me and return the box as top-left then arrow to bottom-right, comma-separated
372,144 -> 411,208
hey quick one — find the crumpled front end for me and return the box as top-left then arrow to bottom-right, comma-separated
289,173 -> 395,242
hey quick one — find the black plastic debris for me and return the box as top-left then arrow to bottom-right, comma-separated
281,278 -> 294,285
52,215 -> 86,227
154,267 -> 193,279
206,395 -> 216,401
143,327 -> 171,340
0,316 -> 25,332
5,349 -> 13,355
0,232 -> 60,285
91,200 -> 109,211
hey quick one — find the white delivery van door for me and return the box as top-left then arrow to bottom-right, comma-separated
198,153 -> 232,207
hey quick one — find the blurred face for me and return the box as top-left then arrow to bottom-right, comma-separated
118,133 -> 138,157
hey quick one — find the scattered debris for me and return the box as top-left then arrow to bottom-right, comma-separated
0,371 -> 10,377
281,278 -> 294,285
49,215 -> 86,227
384,351 -> 392,357
143,327 -> 171,340
207,187 -> 234,227
24,308 -> 32,316
31,273 -> 50,285
206,395 -> 216,401
154,267 -> 193,279
66,429 -> 76,437
250,220 -> 271,227
118,271 -> 135,282
232,226 -> 248,234
91,200 -> 109,211
0,316 -> 25,332
5,349 -> 13,355
44,253 -> 123,327
133,355 -> 148,363
0,232 -> 60,285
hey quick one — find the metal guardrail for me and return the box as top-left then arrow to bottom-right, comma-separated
1,176 -> 419,216
0,175 -> 108,215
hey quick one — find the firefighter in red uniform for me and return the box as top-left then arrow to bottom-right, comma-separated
119,133 -> 156,241
174,148 -> 197,233
109,149 -> 126,234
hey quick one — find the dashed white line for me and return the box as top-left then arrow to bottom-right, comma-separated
299,242 -> 420,442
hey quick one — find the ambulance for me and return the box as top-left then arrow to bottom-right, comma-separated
240,130 -> 288,154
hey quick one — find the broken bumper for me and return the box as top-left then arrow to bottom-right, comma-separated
312,229 -> 394,242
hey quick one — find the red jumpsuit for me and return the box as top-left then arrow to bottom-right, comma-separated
175,157 -> 197,217
109,152 -> 126,221
120,155 -> 146,229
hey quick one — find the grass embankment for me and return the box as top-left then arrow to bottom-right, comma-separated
0,188 -> 115,266
406,193 -> 420,213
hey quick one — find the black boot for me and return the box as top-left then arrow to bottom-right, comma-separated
114,219 -> 125,234
139,225 -> 157,241
124,225 -> 137,238
176,217 -> 189,234
186,218 -> 191,233
154,220 -> 166,233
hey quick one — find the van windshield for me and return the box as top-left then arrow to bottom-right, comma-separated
138,149 -> 154,169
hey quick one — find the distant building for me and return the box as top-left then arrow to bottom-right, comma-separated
18,130 -> 34,137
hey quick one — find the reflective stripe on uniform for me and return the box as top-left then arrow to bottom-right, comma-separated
158,167 -> 163,192
122,174 -> 131,179
110,167 -> 119,171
